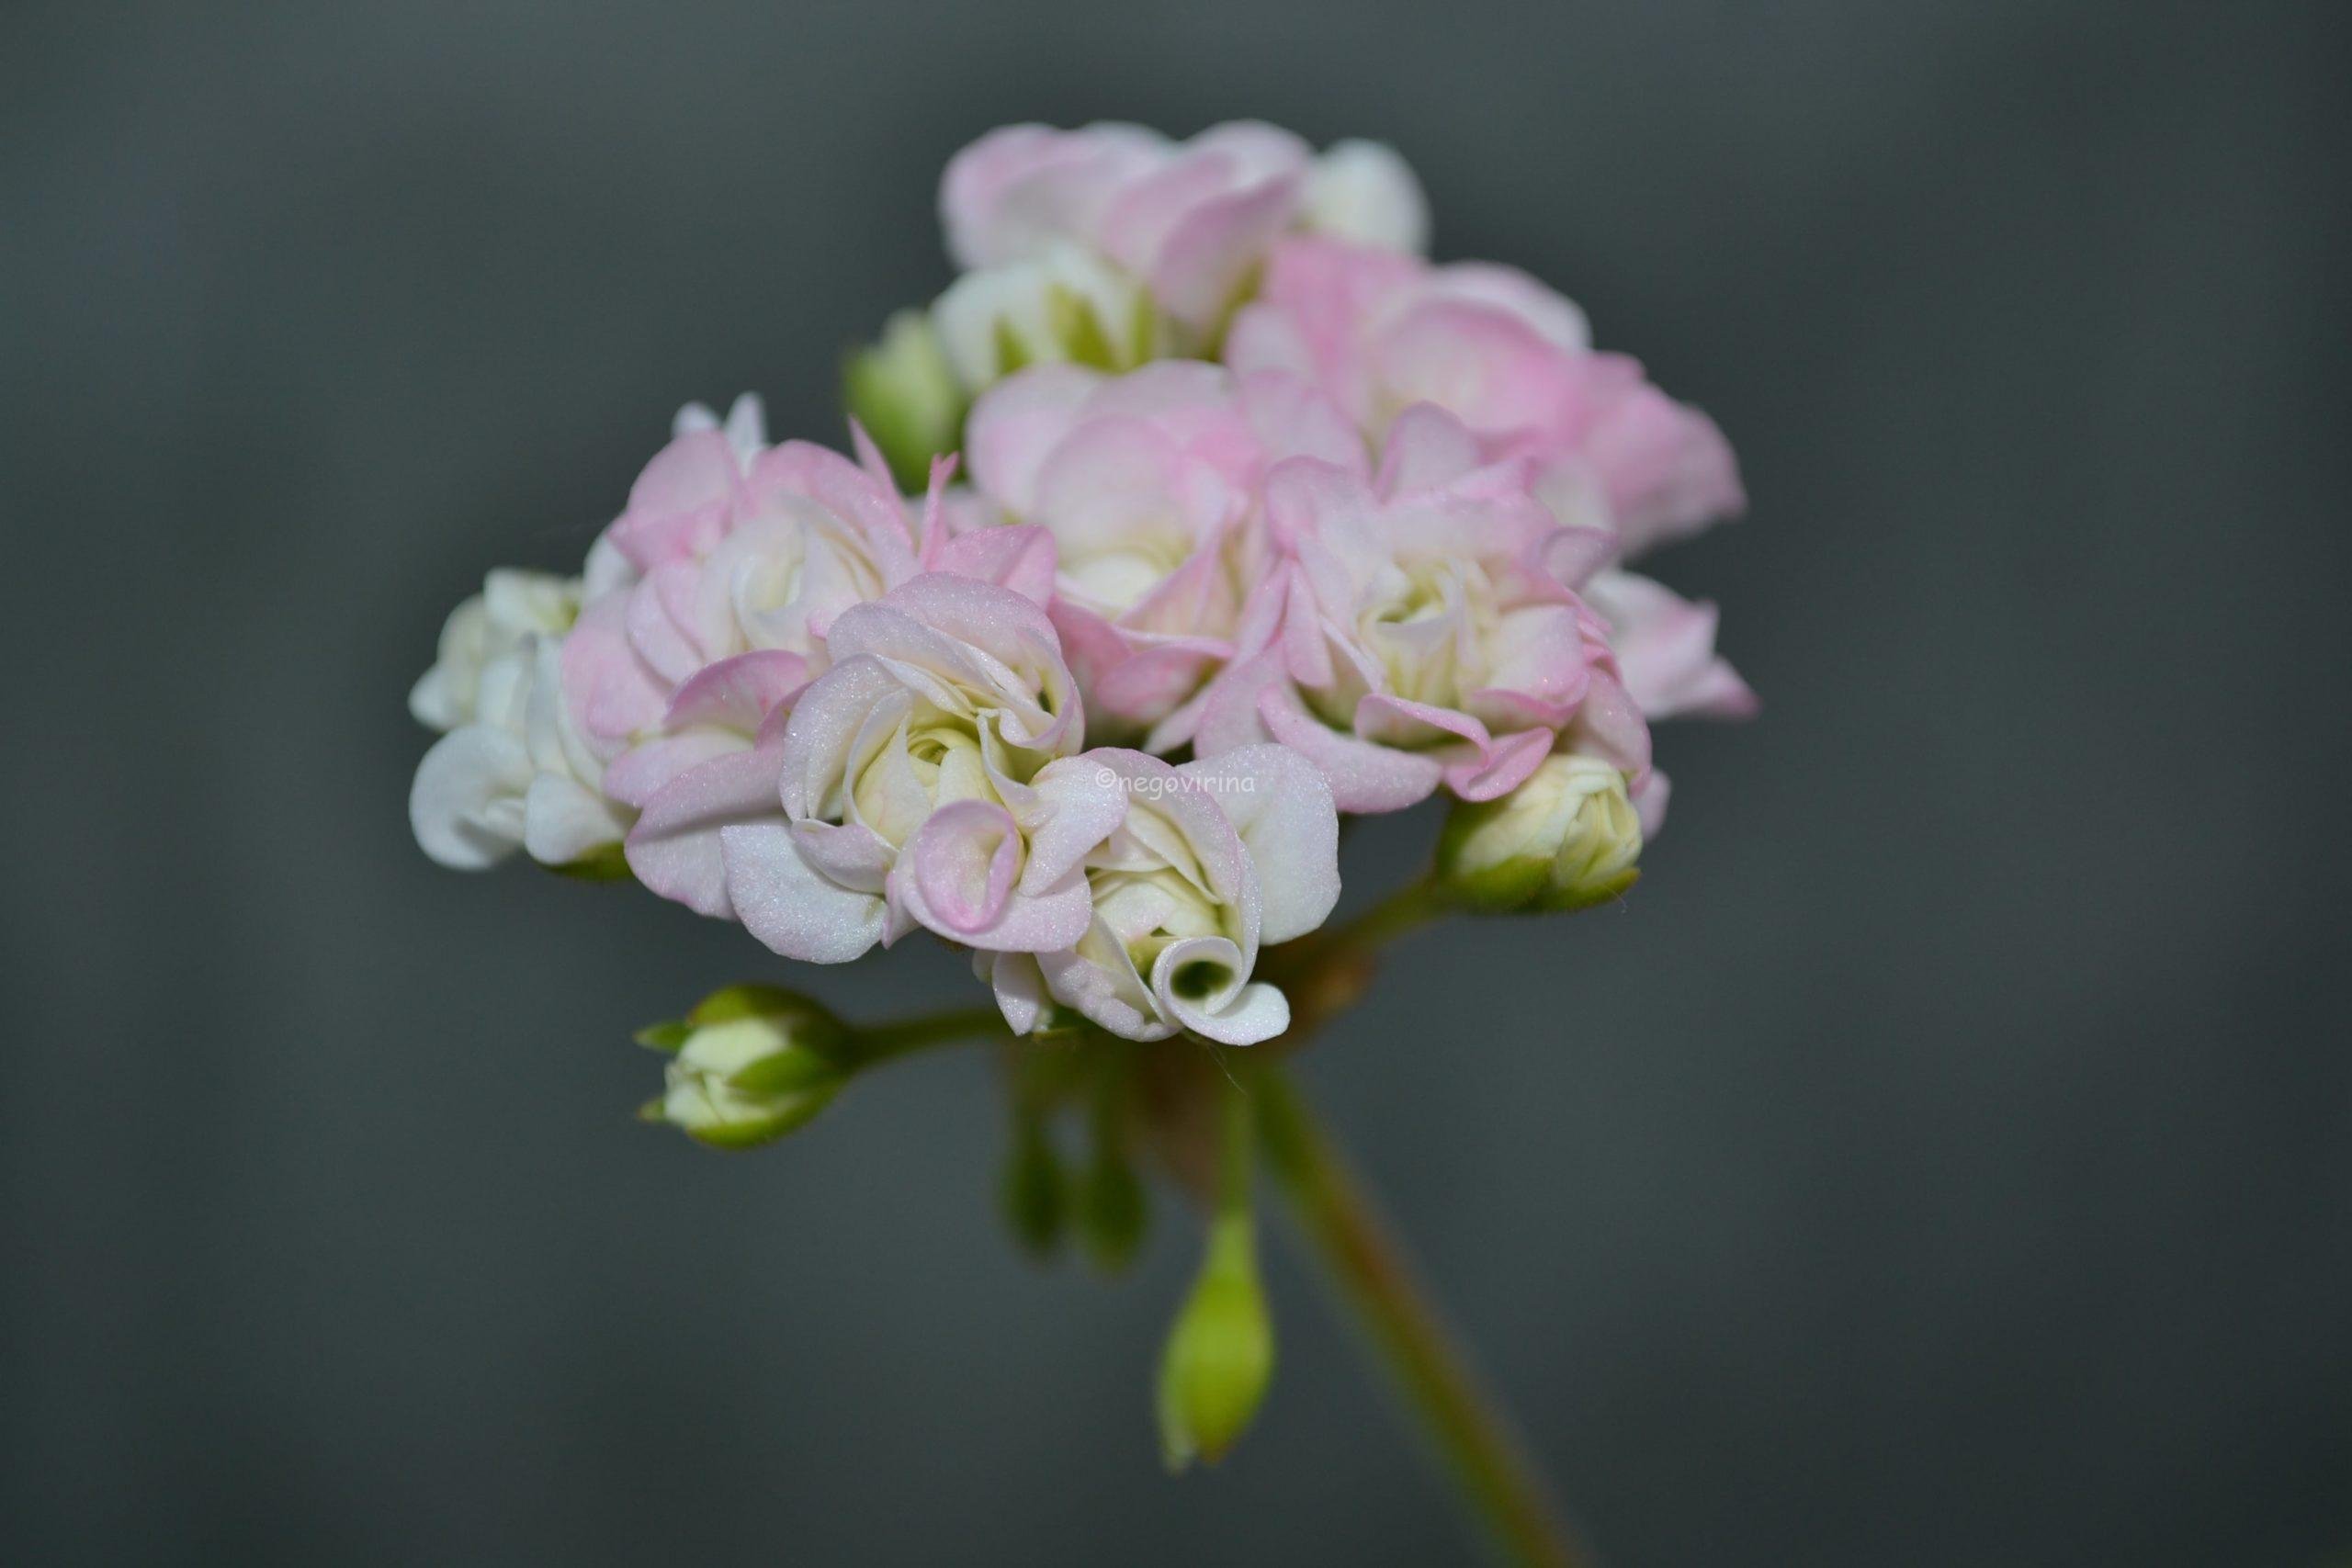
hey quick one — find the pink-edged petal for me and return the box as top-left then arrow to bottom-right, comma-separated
778,656 -> 905,819
1633,770 -> 1672,839
662,649 -> 808,733
624,743 -> 786,917
720,820 -> 887,963
1440,727 -> 1554,802
560,593 -> 669,753
923,522 -> 1058,607
1375,402 -> 1487,495
602,730 -> 747,809
904,799 -> 1022,937
611,429 -> 744,569
1583,388 -> 1745,557
1587,570 -> 1758,721
1150,937 -> 1290,1044
1253,678 -> 1442,814
1567,670 -> 1655,781
964,364 -> 1102,513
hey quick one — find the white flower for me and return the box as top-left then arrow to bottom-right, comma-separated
407,569 -> 578,732
982,744 -> 1340,1045
409,625 -> 630,873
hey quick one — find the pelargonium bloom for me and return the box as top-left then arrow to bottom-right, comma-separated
1226,236 -> 1743,558
558,400 -> 1055,917
718,573 -> 1125,964
408,569 -> 634,872
981,744 -> 1340,1046
964,360 -> 1364,739
1192,405 -> 1639,814
940,122 -> 1429,353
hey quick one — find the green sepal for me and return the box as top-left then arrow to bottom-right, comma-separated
1534,865 -> 1640,914
723,1048 -> 842,1099
842,310 -> 966,492
1049,286 -> 1120,371
545,841 -> 632,882
633,1020 -> 693,1054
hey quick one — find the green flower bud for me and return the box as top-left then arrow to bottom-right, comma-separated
1158,1079 -> 1273,1470
1157,1213 -> 1275,1470
1436,752 -> 1644,914
931,247 -> 1163,394
843,310 -> 966,491
641,986 -> 851,1150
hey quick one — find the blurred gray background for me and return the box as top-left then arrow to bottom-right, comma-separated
5,2 -> 2346,1563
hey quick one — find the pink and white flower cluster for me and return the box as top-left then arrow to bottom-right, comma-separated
411,120 -> 1753,1043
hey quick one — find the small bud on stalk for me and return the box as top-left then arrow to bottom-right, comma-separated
1436,752 -> 1644,914
842,310 -> 966,491
639,987 -> 852,1149
1158,1080 -> 1275,1470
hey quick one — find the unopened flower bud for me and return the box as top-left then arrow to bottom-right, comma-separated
1157,1212 -> 1275,1470
639,987 -> 851,1149
843,309 -> 966,491
1436,752 -> 1644,913
931,244 -> 1159,392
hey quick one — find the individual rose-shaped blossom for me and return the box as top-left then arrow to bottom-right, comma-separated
965,360 -> 1365,740
979,744 -> 1340,1046
944,121 -> 1313,342
409,623 -> 632,873
1191,405 -> 1642,815
1226,236 -> 1743,558
557,401 -> 1058,919
715,573 -> 1125,964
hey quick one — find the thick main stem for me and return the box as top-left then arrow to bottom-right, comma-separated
1254,1066 -> 1593,1568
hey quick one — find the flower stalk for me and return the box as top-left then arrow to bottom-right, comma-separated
1254,1064 -> 1592,1568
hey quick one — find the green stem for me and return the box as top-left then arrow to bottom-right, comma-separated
848,1004 -> 1008,1069
1317,873 -> 1455,956
1254,1065 -> 1593,1568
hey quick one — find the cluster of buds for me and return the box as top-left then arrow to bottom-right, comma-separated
409,119 -> 1755,1467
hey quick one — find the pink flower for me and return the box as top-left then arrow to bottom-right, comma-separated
560,400 -> 1057,919
1192,406 -> 1640,815
943,121 -> 1314,339
1227,237 -> 1744,558
964,360 -> 1363,739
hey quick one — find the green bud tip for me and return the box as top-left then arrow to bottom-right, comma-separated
1157,1217 -> 1275,1471
843,310 -> 965,493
